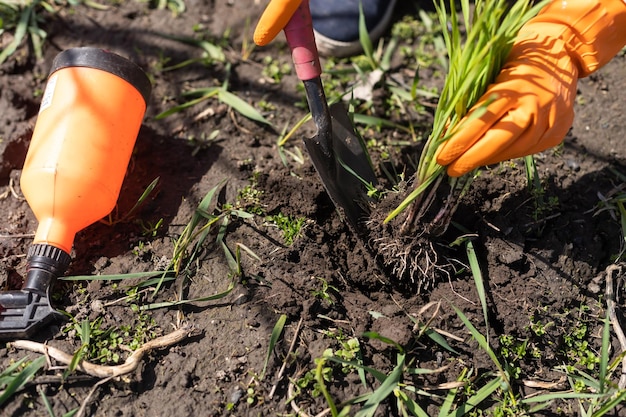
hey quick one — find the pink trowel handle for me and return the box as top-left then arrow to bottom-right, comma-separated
283,0 -> 322,81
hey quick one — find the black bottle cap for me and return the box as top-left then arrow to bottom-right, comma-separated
49,47 -> 152,106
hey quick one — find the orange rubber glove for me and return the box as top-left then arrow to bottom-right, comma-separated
436,0 -> 626,177
254,0 -> 302,46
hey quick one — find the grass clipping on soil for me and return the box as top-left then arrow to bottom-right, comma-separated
370,0 -> 546,291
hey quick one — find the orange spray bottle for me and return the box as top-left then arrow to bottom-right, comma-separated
0,48 -> 151,338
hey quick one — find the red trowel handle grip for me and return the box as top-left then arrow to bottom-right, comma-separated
283,0 -> 322,81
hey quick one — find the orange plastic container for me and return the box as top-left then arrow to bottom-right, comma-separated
21,48 -> 152,255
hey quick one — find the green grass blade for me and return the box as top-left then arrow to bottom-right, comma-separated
466,239 -> 488,341
217,89 -> 272,126
0,4 -> 31,64
521,392 -> 604,404
439,368 -> 466,416
355,353 -> 406,417
60,271 -> 171,281
154,89 -> 219,119
140,277 -> 236,310
0,355 -> 46,406
452,305 -> 502,372
598,312 -> 610,394
122,177 -> 160,220
358,1 -> 375,69
261,314 -> 287,380
591,390 -> 626,416
325,356 -> 388,383
446,376 -> 502,417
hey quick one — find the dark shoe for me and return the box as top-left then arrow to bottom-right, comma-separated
311,0 -> 397,58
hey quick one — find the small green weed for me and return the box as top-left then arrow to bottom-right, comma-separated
310,277 -> 339,306
140,0 -> 185,16
261,55 -> 291,83
236,172 -> 265,215
266,212 -> 305,245
64,311 -> 157,366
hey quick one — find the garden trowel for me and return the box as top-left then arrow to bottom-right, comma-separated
283,0 -> 377,230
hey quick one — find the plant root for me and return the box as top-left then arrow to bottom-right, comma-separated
366,204 -> 455,292
10,324 -> 195,378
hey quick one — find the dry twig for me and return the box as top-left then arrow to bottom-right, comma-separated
269,316 -> 303,399
604,264 -> 626,389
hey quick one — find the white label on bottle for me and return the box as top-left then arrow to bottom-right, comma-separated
39,74 -> 58,114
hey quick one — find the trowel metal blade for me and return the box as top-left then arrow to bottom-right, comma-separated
303,102 -> 377,231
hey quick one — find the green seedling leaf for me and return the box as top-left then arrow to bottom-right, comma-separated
355,353 -> 405,417
260,314 -> 287,380
217,90 -> 272,126
0,355 -> 46,406
140,277 -> 236,310
277,113 -> 311,147
466,239 -> 488,341
0,356 -> 30,385
439,368 -> 467,416
156,33 -> 225,62
453,305 -> 500,370
452,304 -> 513,398
598,312 -> 611,394
61,271 -> 172,281
521,391 -> 605,405
591,390 -> 626,417
65,319 -> 91,377
123,177 -> 160,220
422,327 -> 459,355
351,113 -> 411,132
0,3 -> 31,64
358,2 -> 375,70
445,376 -> 502,417
220,240 -> 240,276
315,357 -> 340,416
362,331 -> 403,353
325,356 -> 386,383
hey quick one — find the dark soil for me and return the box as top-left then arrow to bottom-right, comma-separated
2,1 -> 626,416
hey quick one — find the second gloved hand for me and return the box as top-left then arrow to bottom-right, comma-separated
436,0 -> 626,177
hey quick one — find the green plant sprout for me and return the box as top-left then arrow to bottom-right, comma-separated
386,0 -> 548,228
101,177 -> 160,226
141,0 -> 185,16
266,212 -> 306,245
310,277 -> 339,306
0,0 -> 108,64
0,355 -> 46,406
155,59 -> 272,126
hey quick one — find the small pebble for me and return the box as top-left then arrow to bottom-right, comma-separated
230,387 -> 244,404
566,159 -> 580,171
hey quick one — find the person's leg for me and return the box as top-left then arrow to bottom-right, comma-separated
310,0 -> 397,58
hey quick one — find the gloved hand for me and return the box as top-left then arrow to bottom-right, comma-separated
436,0 -> 626,177
254,0 -> 302,46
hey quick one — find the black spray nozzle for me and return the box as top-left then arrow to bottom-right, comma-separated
22,244 -> 71,295
0,244 -> 71,339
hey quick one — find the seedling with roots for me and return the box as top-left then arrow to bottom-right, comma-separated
387,0 -> 548,231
